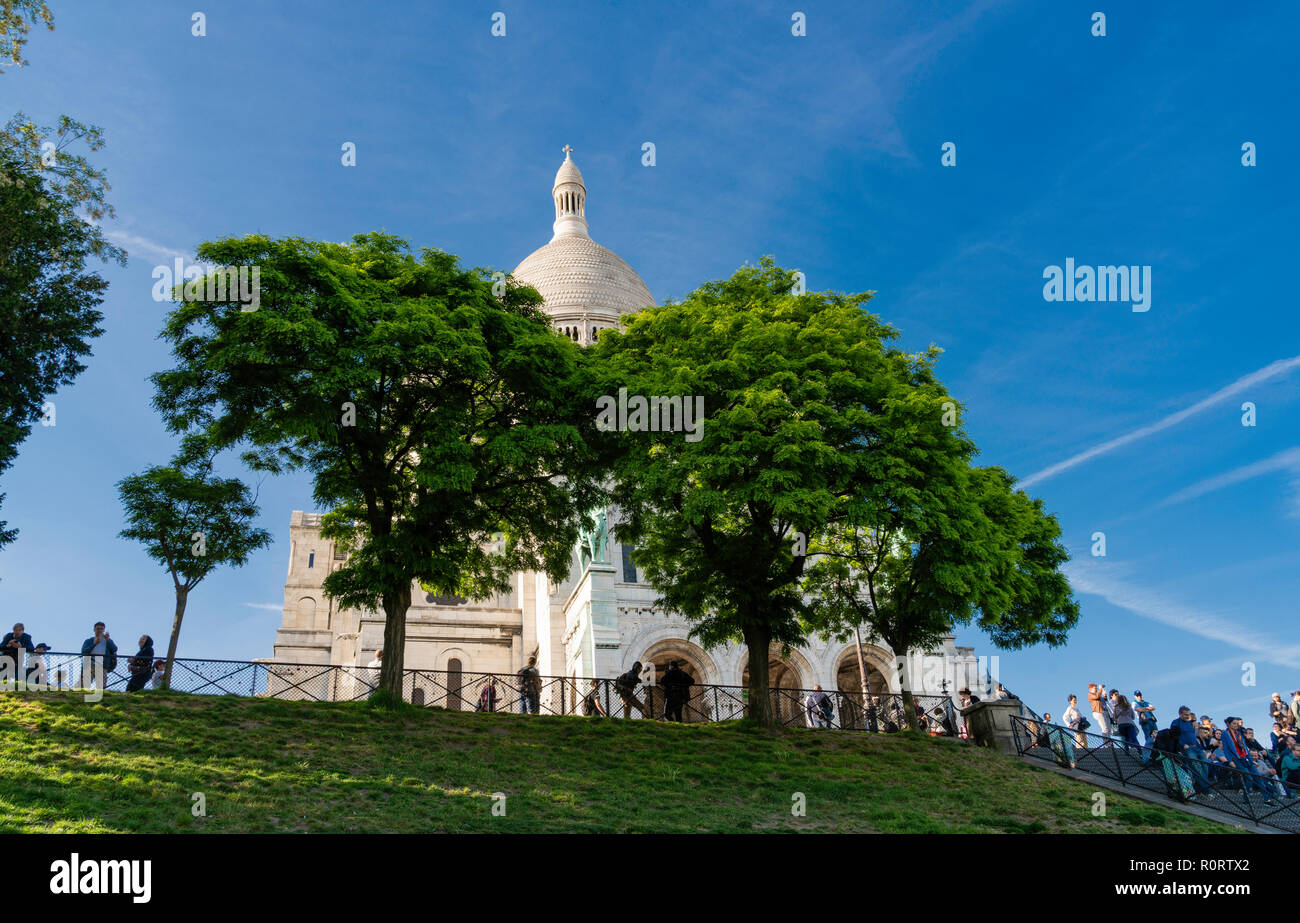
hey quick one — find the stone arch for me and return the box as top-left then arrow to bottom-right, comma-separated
637,637 -> 722,723
833,643 -> 897,731
738,646 -> 814,690
294,596 -> 316,630
833,643 -> 896,695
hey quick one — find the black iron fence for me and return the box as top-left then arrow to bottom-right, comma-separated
1010,715 -> 1300,834
6,651 -> 966,735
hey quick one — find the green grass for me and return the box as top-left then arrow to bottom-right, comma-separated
0,691 -> 1230,833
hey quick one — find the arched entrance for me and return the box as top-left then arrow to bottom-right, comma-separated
835,646 -> 894,731
639,639 -> 716,723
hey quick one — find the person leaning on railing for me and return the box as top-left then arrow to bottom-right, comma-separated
1171,706 -> 1212,795
1,623 -> 34,682
1280,743 -> 1300,794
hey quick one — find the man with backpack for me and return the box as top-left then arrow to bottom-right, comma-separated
1133,690 -> 1158,755
805,684 -> 834,729
517,656 -> 541,714
1171,706 -> 1212,795
613,661 -> 648,718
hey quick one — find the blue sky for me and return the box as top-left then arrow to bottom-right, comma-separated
3,1 -> 1298,733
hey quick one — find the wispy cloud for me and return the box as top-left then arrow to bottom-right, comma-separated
242,602 -> 283,613
1160,446 -> 1300,513
1019,355 -> 1300,489
1064,560 -> 1300,670
104,229 -> 192,265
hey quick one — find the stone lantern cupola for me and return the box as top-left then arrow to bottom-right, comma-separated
552,144 -> 588,240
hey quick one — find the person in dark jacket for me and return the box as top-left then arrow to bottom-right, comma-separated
79,622 -> 118,689
1172,706 -> 1211,794
1,622 -> 34,682
125,635 -> 155,692
659,660 -> 694,722
475,676 -> 498,712
613,662 -> 648,718
516,656 -> 541,714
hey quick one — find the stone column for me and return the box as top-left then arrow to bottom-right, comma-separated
962,699 -> 1025,756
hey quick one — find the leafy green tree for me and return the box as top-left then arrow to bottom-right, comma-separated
805,465 -> 1078,730
117,448 -> 272,688
152,233 -> 606,701
592,257 -> 964,726
0,113 -> 122,551
0,0 -> 54,72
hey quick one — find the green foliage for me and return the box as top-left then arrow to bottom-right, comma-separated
593,256 -> 959,722
116,451 -> 271,590
0,113 -> 122,551
0,0 -> 54,71
151,233 -> 607,693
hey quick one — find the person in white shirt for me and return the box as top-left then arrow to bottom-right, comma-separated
148,659 -> 166,690
1063,694 -> 1086,748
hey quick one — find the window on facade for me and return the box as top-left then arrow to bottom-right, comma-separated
307,552 -> 314,568
621,543 -> 637,583
447,658 -> 463,711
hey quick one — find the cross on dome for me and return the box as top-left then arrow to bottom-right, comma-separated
562,144 -> 574,158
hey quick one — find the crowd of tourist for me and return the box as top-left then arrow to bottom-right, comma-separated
0,621 -> 166,691
1034,682 -> 1300,803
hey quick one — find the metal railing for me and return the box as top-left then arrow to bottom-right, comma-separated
7,651 -> 967,735
1010,715 -> 1300,834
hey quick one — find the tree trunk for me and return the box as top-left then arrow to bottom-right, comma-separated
162,587 -> 188,690
743,623 -> 774,728
378,582 -> 413,701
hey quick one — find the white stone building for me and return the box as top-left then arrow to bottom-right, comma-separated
265,149 -> 987,712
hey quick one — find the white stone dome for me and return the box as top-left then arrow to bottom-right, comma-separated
513,234 -> 654,321
512,146 -> 653,331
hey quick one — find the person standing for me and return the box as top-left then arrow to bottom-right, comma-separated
660,660 -> 694,722
1269,693 -> 1288,726
475,676 -> 498,712
1088,683 -> 1112,740
1133,691 -> 1158,753
1112,694 -> 1140,752
517,655 -> 542,714
1,623 -> 34,683
1291,691 -> 1300,726
804,684 -> 833,729
125,635 -> 155,692
1063,694 -> 1087,749
79,622 -> 118,689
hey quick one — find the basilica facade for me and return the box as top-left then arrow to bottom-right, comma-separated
264,150 -> 986,705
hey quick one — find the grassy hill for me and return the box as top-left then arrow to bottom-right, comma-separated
0,691 -> 1229,833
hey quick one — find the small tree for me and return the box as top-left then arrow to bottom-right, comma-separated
806,465 -> 1079,730
117,449 -> 271,688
